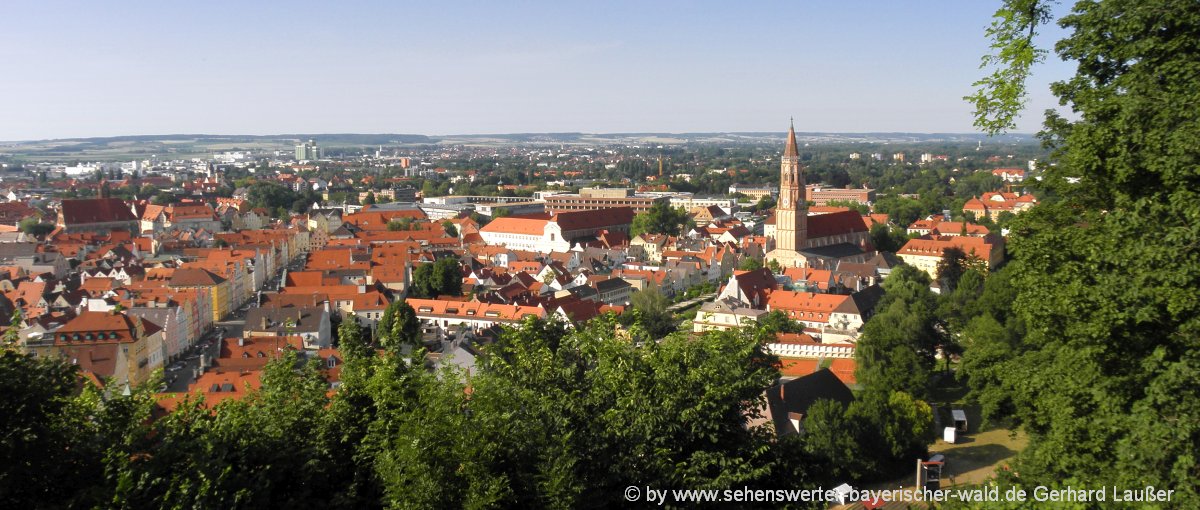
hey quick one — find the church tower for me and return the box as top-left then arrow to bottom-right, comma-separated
775,119 -> 807,252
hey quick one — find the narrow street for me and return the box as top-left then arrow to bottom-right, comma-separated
667,292 -> 717,312
161,255 -> 303,393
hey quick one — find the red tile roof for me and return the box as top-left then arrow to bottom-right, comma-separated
897,235 -> 1001,262
168,268 -> 227,287
59,198 -> 137,225
766,291 -> 850,323
806,210 -> 869,238
553,207 -> 635,231
55,310 -> 143,344
479,217 -> 549,236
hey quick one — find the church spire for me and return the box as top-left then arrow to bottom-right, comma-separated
784,118 -> 799,158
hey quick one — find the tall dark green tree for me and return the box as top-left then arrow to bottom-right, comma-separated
868,223 -> 907,253
431,258 -> 462,297
387,301 -> 420,352
936,247 -> 968,293
337,314 -> 370,360
963,0 -> 1200,498
854,264 -> 946,399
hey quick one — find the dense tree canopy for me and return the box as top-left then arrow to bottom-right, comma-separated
960,0 -> 1200,499
630,201 -> 692,237
1,317 -> 847,508
629,282 -> 675,337
409,258 -> 462,298
854,265 -> 947,400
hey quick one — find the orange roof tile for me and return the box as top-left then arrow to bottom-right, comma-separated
479,217 -> 549,236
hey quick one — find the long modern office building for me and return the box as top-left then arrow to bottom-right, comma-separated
542,187 -> 668,214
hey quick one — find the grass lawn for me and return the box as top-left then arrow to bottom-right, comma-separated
860,371 -> 1027,494
927,371 -> 1027,487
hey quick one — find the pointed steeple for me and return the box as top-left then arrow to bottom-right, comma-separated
784,118 -> 799,158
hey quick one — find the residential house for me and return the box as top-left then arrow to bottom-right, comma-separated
49,310 -> 164,389
243,306 -> 332,349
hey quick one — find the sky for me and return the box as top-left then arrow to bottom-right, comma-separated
0,1 -> 1077,140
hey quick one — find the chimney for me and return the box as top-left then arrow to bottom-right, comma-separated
237,337 -> 244,347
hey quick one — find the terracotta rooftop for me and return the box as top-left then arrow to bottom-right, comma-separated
59,198 -> 137,225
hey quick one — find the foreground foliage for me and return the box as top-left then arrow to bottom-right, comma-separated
962,0 -> 1200,501
2,317 -> 848,509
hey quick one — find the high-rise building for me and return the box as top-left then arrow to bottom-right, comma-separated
295,140 -> 322,161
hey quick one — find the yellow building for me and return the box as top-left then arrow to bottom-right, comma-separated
169,268 -> 231,322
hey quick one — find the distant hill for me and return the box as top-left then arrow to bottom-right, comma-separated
0,131 -> 1038,161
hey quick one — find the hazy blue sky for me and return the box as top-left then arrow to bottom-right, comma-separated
0,1 -> 1076,140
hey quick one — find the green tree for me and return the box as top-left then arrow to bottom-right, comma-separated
755,309 -> 802,337
376,301 -> 397,346
958,312 -> 1020,422
441,220 -> 458,238
17,217 -> 53,238
936,247 -> 968,293
405,316 -> 796,508
428,258 -> 462,297
630,201 -> 690,237
853,390 -> 933,460
854,265 -> 946,399
962,0 -> 1200,498
362,191 -> 376,205
873,195 -> 927,227
937,268 -> 985,333
629,282 -> 674,337
388,301 -> 420,351
0,350 -> 154,508
409,263 -> 435,298
801,399 -> 864,479
766,258 -> 783,273
868,223 -> 908,253
113,353 -> 342,508
964,0 -> 1055,135
753,195 -> 776,213
152,191 -> 175,205
337,314 -> 370,360
387,217 -> 415,231
737,257 -> 763,271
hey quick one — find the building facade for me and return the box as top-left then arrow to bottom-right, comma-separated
766,121 -> 809,268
